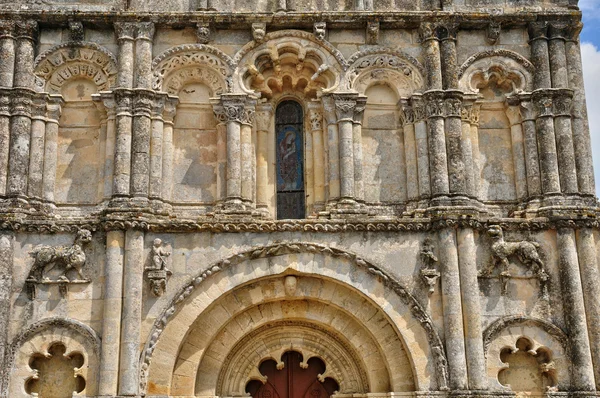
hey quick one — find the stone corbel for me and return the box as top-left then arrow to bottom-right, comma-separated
486,21 -> 501,45
196,23 -> 212,44
252,23 -> 266,44
420,237 -> 440,295
68,21 -> 84,43
314,22 -> 326,41
146,238 -> 171,297
366,21 -> 379,45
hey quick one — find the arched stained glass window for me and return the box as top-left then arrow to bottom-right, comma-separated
276,100 -> 305,219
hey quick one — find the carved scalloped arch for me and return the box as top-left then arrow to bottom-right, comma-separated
1,317 -> 101,396
345,48 -> 425,96
151,44 -> 235,95
139,242 -> 449,395
458,50 -> 535,79
482,315 -> 568,355
33,42 -> 118,94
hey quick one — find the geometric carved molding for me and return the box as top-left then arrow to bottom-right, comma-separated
216,321 -> 368,395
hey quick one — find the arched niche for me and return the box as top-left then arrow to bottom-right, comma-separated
140,243 -> 449,396
483,316 -> 570,392
233,31 -> 346,99
3,317 -> 100,398
458,51 -> 534,204
152,44 -> 233,204
34,43 -> 116,205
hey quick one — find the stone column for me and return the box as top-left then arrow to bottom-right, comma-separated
469,104 -> 482,200
27,97 -> 47,201
305,113 -> 314,212
113,23 -> 136,198
505,103 -> 528,202
149,96 -> 165,201
401,99 -> 419,210
119,229 -> 144,396
134,23 -> 154,90
7,21 -> 37,199
308,102 -> 325,208
96,93 -> 116,200
333,93 -> 357,204
0,90 -> 10,196
240,99 -> 255,206
576,228 -> 600,389
420,23 -> 443,91
411,95 -> 431,205
0,232 -> 13,376
557,228 -> 596,391
457,228 -> 487,390
517,96 -> 542,199
532,90 -> 560,195
565,22 -> 594,195
528,22 -> 552,90
42,97 -> 62,204
0,21 -> 15,88
99,230 -> 125,397
352,96 -> 366,204
460,99 -> 475,198
115,23 -> 135,90
424,91 -> 449,198
444,91 -> 466,196
439,23 -> 458,90
256,103 -> 273,215
161,98 -> 177,203
438,227 -> 468,390
548,22 -> 578,195
322,96 -> 340,206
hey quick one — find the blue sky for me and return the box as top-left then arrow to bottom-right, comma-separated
580,0 -> 600,195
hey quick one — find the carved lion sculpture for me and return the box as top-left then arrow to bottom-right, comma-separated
483,225 -> 546,277
28,229 -> 92,282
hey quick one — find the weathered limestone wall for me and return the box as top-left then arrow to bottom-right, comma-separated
0,0 -> 596,397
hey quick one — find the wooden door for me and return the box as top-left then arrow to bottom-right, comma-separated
246,352 -> 339,398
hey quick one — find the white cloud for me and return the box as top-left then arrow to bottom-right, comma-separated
581,42 -> 600,195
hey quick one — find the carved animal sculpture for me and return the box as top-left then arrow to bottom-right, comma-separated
484,225 -> 545,277
28,229 -> 92,282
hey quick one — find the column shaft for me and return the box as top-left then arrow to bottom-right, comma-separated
42,100 -> 61,203
425,91 -> 450,196
323,97 -> 340,204
469,104 -> 482,200
457,228 -> 487,390
412,96 -> 431,201
119,229 -> 144,396
0,233 -> 13,376
13,21 -> 36,89
27,98 -> 46,200
240,121 -> 254,204
519,98 -> 542,197
533,91 -> 560,194
115,23 -> 135,89
309,104 -> 325,206
352,96 -> 366,203
0,91 -> 10,195
529,22 -> 552,90
0,21 -> 15,88
444,93 -> 466,195
130,93 -> 153,198
402,103 -> 419,205
420,23 -> 443,91
161,99 -> 176,202
255,104 -> 272,213
576,228 -> 600,389
553,90 -> 578,194
149,100 -> 164,200
7,91 -> 33,197
113,91 -> 133,197
506,105 -> 528,201
438,227 -> 468,390
134,23 -> 154,90
99,230 -> 125,396
334,94 -> 357,202
460,102 -> 475,198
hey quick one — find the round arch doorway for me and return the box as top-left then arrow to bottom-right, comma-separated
246,351 -> 340,398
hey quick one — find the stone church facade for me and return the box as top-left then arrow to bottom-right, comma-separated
0,0 -> 598,397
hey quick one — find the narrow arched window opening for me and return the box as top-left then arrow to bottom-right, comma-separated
276,100 -> 305,219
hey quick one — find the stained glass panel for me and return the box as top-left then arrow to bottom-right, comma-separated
276,101 -> 305,219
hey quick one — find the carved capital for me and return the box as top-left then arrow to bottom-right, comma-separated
164,97 -> 178,123
68,21 -> 84,42
470,103 -> 481,125
505,105 -> 521,126
528,21 -> 548,41
519,99 -> 535,121
114,89 -> 133,112
564,22 -> 583,42
10,89 -> 33,115
399,99 -> 413,126
552,89 -> 574,116
0,20 -> 15,38
314,22 -> 326,41
353,96 -> 367,124
46,96 -> 64,121
136,22 -> 155,41
15,20 -> 38,41
532,90 -> 554,117
424,91 -> 445,118
411,94 -> 425,122
252,23 -> 267,44
131,91 -> 153,113
332,93 -> 358,121
255,103 -> 273,131
436,22 -> 458,42
0,90 -> 10,115
366,21 -> 379,45
196,23 -> 212,44
114,22 -> 136,41
548,22 -> 569,41
31,97 -> 47,118
307,102 -> 323,131
419,22 -> 436,43
461,103 -> 472,122
217,95 -> 253,124
321,95 -> 337,125
444,92 -> 462,118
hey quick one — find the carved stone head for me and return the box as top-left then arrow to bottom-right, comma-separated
487,225 -> 504,239
76,229 -> 92,245
314,22 -> 326,41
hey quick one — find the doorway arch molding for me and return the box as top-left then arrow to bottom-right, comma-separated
139,242 -> 450,395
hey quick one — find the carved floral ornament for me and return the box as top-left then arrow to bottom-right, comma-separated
151,44 -> 234,95
33,43 -> 118,94
345,49 -> 425,96
458,51 -> 534,95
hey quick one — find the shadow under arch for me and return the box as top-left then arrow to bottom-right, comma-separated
139,242 -> 449,395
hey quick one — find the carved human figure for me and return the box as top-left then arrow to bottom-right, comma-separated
419,237 -> 440,295
152,238 -> 171,273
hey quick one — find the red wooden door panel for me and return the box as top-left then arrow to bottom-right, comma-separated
247,352 -> 338,398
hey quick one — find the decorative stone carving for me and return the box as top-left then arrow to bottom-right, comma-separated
33,43 -> 118,93
252,22 -> 266,44
68,21 -> 84,42
420,237 -> 440,295
196,23 -> 211,44
146,238 -> 172,297
479,225 -> 548,297
366,21 -> 379,45
25,229 -> 93,299
314,22 -> 326,41
487,21 -> 501,44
